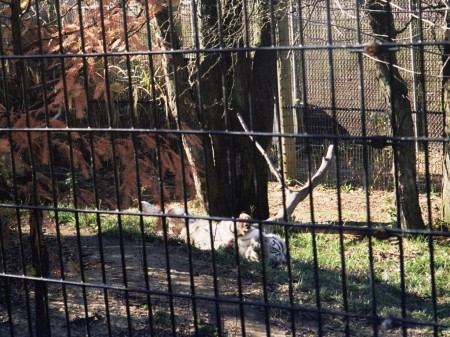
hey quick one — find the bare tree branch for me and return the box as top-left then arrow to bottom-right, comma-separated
236,112 -> 284,186
268,144 -> 335,222
236,111 -> 335,223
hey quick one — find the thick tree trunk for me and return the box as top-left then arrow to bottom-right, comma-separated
409,12 -> 426,151
231,48 -> 275,219
153,0 -> 275,218
365,0 -> 425,229
226,0 -> 276,218
153,11 -> 226,214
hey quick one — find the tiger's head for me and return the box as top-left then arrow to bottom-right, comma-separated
235,213 -> 252,236
263,233 -> 287,266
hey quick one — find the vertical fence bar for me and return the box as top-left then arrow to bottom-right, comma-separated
323,2 -> 351,336
354,1 -> 378,336
295,0 -> 323,333
189,0 -> 225,333
383,3 -> 408,336
414,1 -> 439,335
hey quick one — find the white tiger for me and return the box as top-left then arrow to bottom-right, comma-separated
238,226 -> 287,265
140,202 -> 287,265
141,201 -> 195,237
182,212 -> 287,265
179,213 -> 251,250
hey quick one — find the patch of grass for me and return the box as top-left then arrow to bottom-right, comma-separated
383,196 -> 397,225
153,309 -> 171,326
54,207 -> 158,240
53,207 -> 99,228
213,247 -> 238,265
80,211 -> 100,228
340,183 -> 353,193
316,184 -> 329,191
286,232 -> 450,324
194,319 -> 218,337
54,209 -> 76,224
285,176 -> 299,187
100,214 -> 156,240
51,205 -> 450,329
190,198 -> 203,209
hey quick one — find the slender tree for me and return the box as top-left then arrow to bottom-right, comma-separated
364,0 -> 425,229
442,15 -> 450,224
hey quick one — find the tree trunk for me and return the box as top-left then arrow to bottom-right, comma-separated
29,209 -> 50,336
10,0 -> 27,113
152,10 -> 225,214
443,95 -> 450,224
409,8 -> 426,152
442,21 -> 450,224
276,2 -> 297,180
153,0 -> 275,218
365,0 -> 425,230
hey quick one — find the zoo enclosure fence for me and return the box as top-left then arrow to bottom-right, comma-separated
0,0 -> 449,336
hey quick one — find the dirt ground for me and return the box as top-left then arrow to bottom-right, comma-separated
0,183 -> 444,336
267,183 -> 442,227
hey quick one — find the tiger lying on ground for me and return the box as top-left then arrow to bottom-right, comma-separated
141,201 -> 195,237
179,213 -> 252,251
140,202 -> 287,264
179,212 -> 287,265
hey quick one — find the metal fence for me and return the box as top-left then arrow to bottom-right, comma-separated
0,0 -> 449,336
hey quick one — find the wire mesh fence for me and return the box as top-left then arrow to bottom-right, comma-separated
0,0 -> 449,336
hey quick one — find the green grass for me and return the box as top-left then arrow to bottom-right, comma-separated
285,232 -> 450,324
340,183 -> 354,193
52,208 -> 450,329
53,208 -> 158,240
153,309 -> 171,325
